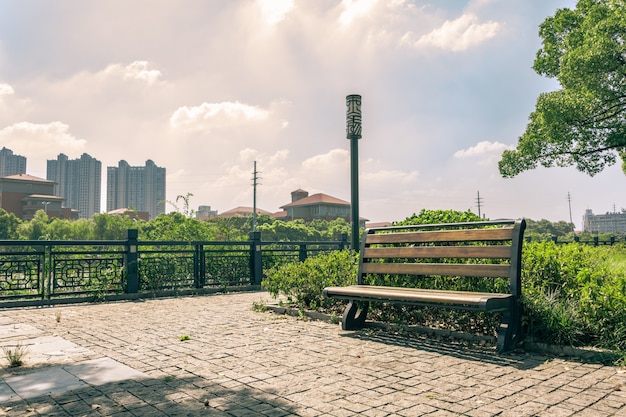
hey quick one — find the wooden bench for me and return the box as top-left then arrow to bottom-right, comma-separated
323,219 -> 526,353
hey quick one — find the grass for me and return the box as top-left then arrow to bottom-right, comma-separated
3,342 -> 29,367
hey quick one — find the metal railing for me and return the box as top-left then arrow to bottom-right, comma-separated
0,230 -> 348,306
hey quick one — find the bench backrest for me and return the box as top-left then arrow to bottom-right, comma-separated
357,219 -> 526,296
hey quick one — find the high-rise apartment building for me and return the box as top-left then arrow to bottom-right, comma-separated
47,153 -> 102,219
0,147 -> 26,177
107,160 -> 166,219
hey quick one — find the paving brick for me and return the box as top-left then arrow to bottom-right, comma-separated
0,292 -> 624,417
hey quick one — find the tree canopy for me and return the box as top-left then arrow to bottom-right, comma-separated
499,0 -> 626,177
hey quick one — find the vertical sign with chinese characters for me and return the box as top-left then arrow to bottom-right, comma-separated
346,94 -> 362,140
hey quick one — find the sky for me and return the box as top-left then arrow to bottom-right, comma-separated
0,0 -> 623,229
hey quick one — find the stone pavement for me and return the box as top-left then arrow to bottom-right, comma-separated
0,291 -> 624,417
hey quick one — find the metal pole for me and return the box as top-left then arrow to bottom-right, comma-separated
350,137 -> 359,250
346,94 -> 362,251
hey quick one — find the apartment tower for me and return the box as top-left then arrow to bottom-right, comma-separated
107,160 -> 165,219
47,153 -> 102,219
0,147 -> 26,177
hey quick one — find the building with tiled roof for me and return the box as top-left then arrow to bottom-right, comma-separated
217,206 -> 272,218
0,174 -> 66,219
279,189 -> 367,226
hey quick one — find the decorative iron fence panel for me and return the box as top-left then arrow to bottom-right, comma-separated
202,243 -> 251,287
0,245 -> 43,299
0,232 -> 347,305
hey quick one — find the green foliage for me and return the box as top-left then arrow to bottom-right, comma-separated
522,241 -> 626,351
524,219 -> 574,240
262,250 -> 359,310
141,212 -> 218,241
393,209 -> 483,226
17,210 -> 51,240
0,209 -> 21,239
257,217 -> 350,242
499,0 -> 626,177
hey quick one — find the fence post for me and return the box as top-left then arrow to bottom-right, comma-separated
593,236 -> 599,246
125,229 -> 139,293
194,244 -> 205,288
299,244 -> 307,262
250,232 -> 262,285
339,233 -> 348,250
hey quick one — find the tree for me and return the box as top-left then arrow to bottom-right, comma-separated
393,209 -> 483,226
0,209 -> 21,239
499,0 -> 626,177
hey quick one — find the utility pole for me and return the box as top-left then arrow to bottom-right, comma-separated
251,161 -> 261,232
567,192 -> 573,226
476,191 -> 483,218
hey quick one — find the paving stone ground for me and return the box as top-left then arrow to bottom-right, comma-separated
0,291 -> 624,416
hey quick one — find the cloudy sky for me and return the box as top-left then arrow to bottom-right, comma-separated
1,0 -> 623,227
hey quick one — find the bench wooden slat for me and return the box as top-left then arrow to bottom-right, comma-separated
366,228 -> 514,244
364,245 -> 512,260
323,285 -> 512,311
361,262 -> 510,278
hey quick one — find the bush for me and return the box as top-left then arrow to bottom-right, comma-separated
262,250 -> 358,310
522,241 -> 626,352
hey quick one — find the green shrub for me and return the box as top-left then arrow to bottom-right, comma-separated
262,250 -> 358,310
522,241 -> 626,352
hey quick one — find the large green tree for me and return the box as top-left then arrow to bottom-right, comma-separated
499,0 -> 626,177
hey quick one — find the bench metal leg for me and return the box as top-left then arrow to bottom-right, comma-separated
496,300 -> 521,354
342,300 -> 369,330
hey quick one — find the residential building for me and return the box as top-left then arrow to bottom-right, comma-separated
582,209 -> 626,233
217,207 -> 271,218
0,147 -> 26,177
47,153 -> 101,219
0,174 -> 65,220
107,208 -> 150,221
196,205 -> 218,219
107,160 -> 166,219
279,189 -> 367,226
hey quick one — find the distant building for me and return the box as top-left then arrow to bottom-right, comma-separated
583,209 -> 626,234
196,205 -> 218,219
47,153 -> 101,219
0,147 -> 26,177
279,189 -> 367,227
218,206 -> 272,218
0,174 -> 65,220
106,160 -> 166,220
107,208 -> 150,221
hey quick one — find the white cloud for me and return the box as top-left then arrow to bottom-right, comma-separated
362,168 -> 418,184
302,148 -> 349,169
102,61 -> 163,85
0,122 -> 86,173
169,101 -> 271,132
257,0 -> 294,26
0,83 -> 14,95
339,0 -> 379,26
453,140 -> 512,158
404,13 -> 500,51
